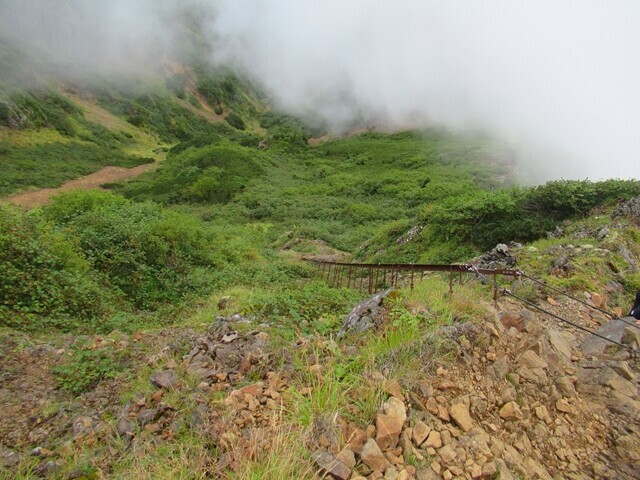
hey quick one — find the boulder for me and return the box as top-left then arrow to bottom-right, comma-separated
312,450 -> 352,480
498,312 -> 526,332
150,370 -> 176,390
621,326 -> 640,350
137,408 -> 163,426
336,447 -> 356,469
383,379 -> 405,401
116,417 -> 135,437
555,376 -> 576,397
361,438 -> 390,472
412,421 -> 431,446
383,397 -> 407,423
499,402 -> 523,420
473,243 -> 517,269
424,430 -> 442,449
581,318 -> 636,357
376,413 -> 404,450
438,445 -> 457,463
591,293 -> 606,308
346,428 -> 367,454
449,403 -> 473,432
339,289 -> 393,337
555,398 -> 573,414
517,350 -> 547,370
612,196 -> 640,220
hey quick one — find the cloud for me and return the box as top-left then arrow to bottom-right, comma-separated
0,0 -> 201,80
211,0 -> 640,181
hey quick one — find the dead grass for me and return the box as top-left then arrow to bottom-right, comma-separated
225,422 -> 316,480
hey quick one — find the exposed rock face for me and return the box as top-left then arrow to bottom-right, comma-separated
339,289 -> 393,337
612,196 -> 640,221
396,225 -> 425,245
327,304 -> 639,480
473,243 -> 517,269
581,318 -> 639,357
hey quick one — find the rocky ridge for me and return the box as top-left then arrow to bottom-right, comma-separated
310,307 -> 639,479
1,299 -> 639,479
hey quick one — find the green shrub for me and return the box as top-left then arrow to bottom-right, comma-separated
0,205 -> 108,330
186,168 -> 223,202
248,281 -> 361,325
225,112 -> 246,130
424,179 -> 640,252
123,141 -> 265,204
43,191 -> 216,308
0,101 -> 10,126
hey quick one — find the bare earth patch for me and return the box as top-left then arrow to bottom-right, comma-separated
4,163 -> 154,209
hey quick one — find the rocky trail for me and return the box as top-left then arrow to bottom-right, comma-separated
1,286 -> 639,479
314,293 -> 640,480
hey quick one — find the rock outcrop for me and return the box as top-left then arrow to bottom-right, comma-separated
314,307 -> 639,480
339,289 -> 394,337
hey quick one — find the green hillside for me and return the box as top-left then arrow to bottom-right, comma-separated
2,26 -> 640,480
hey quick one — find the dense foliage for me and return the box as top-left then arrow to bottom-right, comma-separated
424,179 -> 640,251
1,190 -> 219,330
0,190 -> 360,333
0,203 -> 108,330
122,139 -> 268,204
2,51 -> 640,335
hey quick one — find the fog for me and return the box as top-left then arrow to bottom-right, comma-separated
0,0 -> 172,77
212,1 -> 640,182
2,1 -> 640,182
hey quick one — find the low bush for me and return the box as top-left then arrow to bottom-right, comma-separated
248,281 -> 361,326
43,190 -> 217,308
225,112 -> 246,130
0,190 -> 228,332
53,345 -> 126,394
425,179 -> 640,252
0,205 -> 109,331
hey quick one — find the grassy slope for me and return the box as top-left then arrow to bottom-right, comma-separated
120,129 -> 512,259
4,204 -> 639,479
0,42 -> 265,199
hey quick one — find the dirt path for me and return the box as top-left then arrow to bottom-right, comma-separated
4,163 -> 154,208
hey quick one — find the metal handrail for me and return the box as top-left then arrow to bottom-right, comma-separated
307,259 -> 637,352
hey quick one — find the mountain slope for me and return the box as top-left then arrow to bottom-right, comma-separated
1,203 -> 640,479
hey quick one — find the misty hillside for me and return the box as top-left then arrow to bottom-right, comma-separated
2,2 -> 640,480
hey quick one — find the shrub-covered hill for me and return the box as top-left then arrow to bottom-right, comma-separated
0,36 -> 268,198
2,64 -> 640,480
117,125 -> 640,263
4,111 -> 639,333
118,129 -> 515,256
